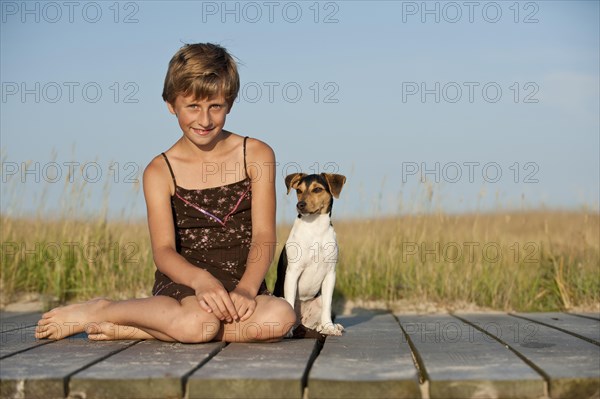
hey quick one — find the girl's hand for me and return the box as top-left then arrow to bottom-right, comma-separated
193,275 -> 239,323
230,286 -> 257,322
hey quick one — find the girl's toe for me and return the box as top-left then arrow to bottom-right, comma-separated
88,328 -> 111,341
85,323 -> 100,334
35,330 -> 49,339
87,333 -> 102,341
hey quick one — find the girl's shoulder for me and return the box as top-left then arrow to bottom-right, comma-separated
220,133 -> 276,177
243,136 -> 276,183
144,153 -> 172,178
244,136 -> 275,162
143,153 -> 176,195
224,132 -> 273,157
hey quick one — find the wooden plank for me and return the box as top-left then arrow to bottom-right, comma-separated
457,313 -> 600,399
1,313 -> 42,333
398,314 -> 545,399
187,339 -> 318,399
568,312 -> 600,321
308,312 -> 420,399
0,326 -> 52,359
69,340 -> 225,399
512,312 -> 600,345
0,334 -> 136,399
0,312 -> 42,323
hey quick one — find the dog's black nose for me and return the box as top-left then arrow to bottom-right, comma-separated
297,201 -> 306,210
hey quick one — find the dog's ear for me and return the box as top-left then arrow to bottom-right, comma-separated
285,173 -> 306,194
322,173 -> 346,199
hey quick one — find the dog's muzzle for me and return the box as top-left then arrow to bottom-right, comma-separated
296,201 -> 307,213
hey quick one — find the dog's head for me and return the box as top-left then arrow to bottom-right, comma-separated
284,173 -> 346,216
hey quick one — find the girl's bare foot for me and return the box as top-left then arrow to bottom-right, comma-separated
87,322 -> 154,341
35,298 -> 110,340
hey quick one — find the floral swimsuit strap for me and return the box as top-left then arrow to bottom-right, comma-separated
160,137 -> 250,227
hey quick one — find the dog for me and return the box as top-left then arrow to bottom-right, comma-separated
273,172 -> 346,336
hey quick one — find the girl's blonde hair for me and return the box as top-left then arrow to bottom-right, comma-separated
162,43 -> 240,108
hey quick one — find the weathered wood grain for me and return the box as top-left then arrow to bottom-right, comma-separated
2,311 -> 597,399
1,313 -> 42,333
0,335 -> 136,399
187,339 -> 318,399
308,312 -> 420,399
398,314 -> 545,399
457,313 -> 600,399
512,312 -> 600,345
568,312 -> 600,321
0,326 -> 52,359
68,340 -> 225,399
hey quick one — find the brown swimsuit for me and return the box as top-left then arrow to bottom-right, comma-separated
152,137 -> 269,301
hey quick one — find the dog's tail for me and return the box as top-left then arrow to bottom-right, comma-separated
273,246 -> 287,297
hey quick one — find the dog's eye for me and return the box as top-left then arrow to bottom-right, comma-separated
312,187 -> 323,193
296,189 -> 302,194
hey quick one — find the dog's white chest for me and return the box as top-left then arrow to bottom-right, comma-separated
285,215 -> 338,300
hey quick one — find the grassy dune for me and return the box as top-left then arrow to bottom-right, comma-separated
1,210 -> 598,312
328,211 -> 599,312
0,216 -> 153,307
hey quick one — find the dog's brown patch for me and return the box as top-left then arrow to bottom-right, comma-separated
322,173 -> 346,199
285,173 -> 306,194
284,173 -> 346,215
295,180 -> 332,214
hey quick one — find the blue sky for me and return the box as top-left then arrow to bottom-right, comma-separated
1,0 -> 599,222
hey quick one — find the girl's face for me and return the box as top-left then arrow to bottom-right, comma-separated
167,93 -> 230,147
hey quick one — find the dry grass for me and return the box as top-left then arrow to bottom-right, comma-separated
2,210 -> 598,312
1,158 -> 598,312
0,215 -> 153,307
326,211 -> 600,312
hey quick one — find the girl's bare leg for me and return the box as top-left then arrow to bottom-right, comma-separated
87,323 -> 158,341
35,296 -> 220,343
86,295 -> 296,343
217,295 -> 296,342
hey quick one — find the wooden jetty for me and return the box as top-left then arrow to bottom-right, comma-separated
1,310 -> 598,398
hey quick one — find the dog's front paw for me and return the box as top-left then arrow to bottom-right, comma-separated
317,322 -> 344,336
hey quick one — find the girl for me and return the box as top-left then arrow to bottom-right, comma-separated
35,43 -> 296,343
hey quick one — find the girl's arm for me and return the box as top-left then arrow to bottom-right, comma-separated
230,138 -> 277,320
143,157 -> 239,322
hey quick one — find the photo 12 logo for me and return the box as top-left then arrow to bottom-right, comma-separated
401,82 -> 540,104
235,81 -> 340,104
400,240 -> 539,264
1,161 -> 140,184
1,1 -> 140,23
401,162 -> 540,184
1,82 -> 140,104
402,320 -> 539,344
200,1 -> 340,23
400,1 -> 540,23
1,241 -> 139,265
